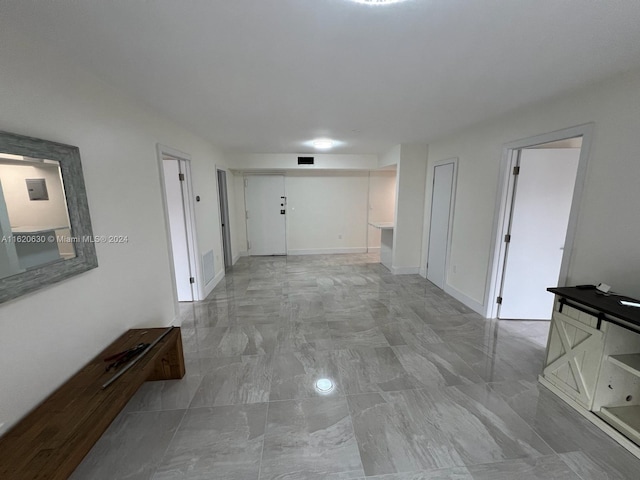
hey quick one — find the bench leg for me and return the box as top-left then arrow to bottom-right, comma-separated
147,328 -> 186,381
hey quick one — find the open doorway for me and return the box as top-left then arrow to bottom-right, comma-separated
217,168 -> 232,270
157,145 -> 200,303
487,124 -> 593,320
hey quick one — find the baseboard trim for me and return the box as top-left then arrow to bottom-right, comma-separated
202,270 -> 224,299
232,254 -> 241,265
443,283 -> 485,315
419,267 -> 427,278
287,247 -> 367,255
367,247 -> 381,253
391,266 -> 420,275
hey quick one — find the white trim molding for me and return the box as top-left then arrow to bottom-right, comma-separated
391,266 -> 421,275
443,283 -> 485,315
203,269 -> 225,300
484,123 -> 594,318
287,247 -> 367,256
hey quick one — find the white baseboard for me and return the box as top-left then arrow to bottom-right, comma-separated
202,270 -> 225,299
232,253 -> 241,265
238,250 -> 248,257
287,247 -> 367,255
419,267 -> 427,278
367,247 -> 381,253
443,283 -> 485,315
391,266 -> 420,275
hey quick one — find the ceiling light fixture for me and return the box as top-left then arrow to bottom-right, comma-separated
315,378 -> 335,394
312,138 -> 334,150
352,0 -> 408,5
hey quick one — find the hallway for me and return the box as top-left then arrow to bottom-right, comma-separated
72,255 -> 640,479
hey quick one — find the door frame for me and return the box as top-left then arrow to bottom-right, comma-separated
216,167 -> 233,270
484,123 -> 594,318
425,157 -> 458,289
156,144 -> 202,310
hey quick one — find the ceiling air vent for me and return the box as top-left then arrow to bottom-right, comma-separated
297,156 -> 314,165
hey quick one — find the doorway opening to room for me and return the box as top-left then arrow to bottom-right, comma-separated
487,124 -> 593,320
157,146 -> 200,303
217,168 -> 232,270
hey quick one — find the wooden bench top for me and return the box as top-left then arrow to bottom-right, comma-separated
0,327 -> 185,480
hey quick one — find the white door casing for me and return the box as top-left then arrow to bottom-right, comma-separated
245,175 -> 286,256
485,124 -> 593,319
162,158 -> 194,302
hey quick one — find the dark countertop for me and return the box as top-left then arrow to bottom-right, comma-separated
548,286 -> 640,328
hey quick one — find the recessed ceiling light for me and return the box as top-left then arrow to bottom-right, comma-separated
312,138 -> 334,150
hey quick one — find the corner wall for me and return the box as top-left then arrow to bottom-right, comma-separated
286,171 -> 369,254
0,23 -> 227,433
423,68 -> 640,312
392,144 -> 428,273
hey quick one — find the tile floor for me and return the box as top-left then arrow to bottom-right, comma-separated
72,254 -> 640,479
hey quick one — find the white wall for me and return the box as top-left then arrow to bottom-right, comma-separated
285,172 -> 369,254
0,24 -> 227,433
367,170 -> 396,251
393,144 -> 428,273
379,145 -> 400,168
231,170 -> 376,256
423,67 -> 640,311
228,153 -> 378,171
0,163 -> 70,228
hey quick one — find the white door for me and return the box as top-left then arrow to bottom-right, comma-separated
499,148 -> 580,319
162,159 -> 193,301
245,175 -> 286,255
427,162 -> 455,289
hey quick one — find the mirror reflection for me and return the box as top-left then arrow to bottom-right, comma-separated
0,153 -> 75,280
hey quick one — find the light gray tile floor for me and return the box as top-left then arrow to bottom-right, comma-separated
73,254 -> 640,479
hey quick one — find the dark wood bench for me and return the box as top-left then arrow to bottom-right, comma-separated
0,327 -> 185,480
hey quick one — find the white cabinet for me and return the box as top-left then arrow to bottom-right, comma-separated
542,301 -> 605,409
541,287 -> 640,458
592,326 -> 640,446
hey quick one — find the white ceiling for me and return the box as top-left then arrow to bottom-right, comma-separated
4,0 -> 640,154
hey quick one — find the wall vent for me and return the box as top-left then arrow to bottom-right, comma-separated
203,250 -> 215,284
297,156 -> 314,165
